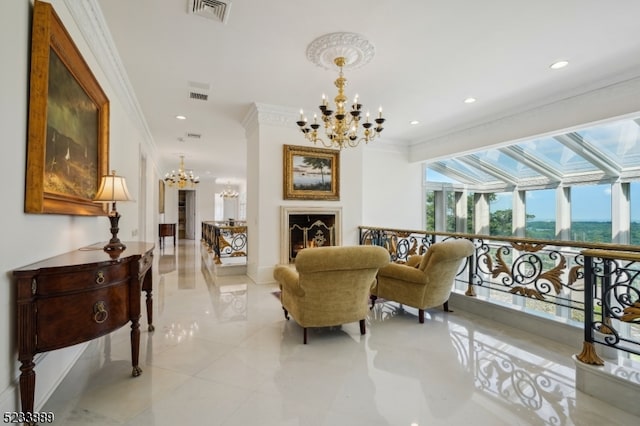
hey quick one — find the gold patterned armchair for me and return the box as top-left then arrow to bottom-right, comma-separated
273,245 -> 390,344
370,239 -> 474,323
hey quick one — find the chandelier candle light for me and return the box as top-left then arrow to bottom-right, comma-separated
297,56 -> 385,149
164,155 -> 199,189
220,182 -> 239,198
93,170 -> 133,252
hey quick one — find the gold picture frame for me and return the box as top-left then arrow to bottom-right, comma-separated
25,1 -> 109,216
158,180 -> 165,214
283,145 -> 339,200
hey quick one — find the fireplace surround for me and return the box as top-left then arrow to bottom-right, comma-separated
280,206 -> 342,264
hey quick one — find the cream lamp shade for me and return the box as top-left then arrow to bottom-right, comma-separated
94,170 -> 133,207
93,170 -> 133,252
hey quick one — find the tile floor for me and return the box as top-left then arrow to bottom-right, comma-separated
42,239 -> 640,425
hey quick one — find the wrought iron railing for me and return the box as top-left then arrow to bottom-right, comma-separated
201,221 -> 247,264
359,226 -> 640,365
577,249 -> 640,365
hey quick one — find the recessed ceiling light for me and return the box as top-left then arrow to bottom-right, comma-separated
175,115 -> 187,120
410,120 -> 420,125
464,97 -> 476,104
550,60 -> 569,70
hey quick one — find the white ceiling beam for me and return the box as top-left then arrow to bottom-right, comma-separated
499,146 -> 563,182
428,162 -> 482,185
554,133 -> 620,177
458,156 -> 519,186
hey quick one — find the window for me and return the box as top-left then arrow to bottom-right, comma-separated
490,192 -> 513,236
214,194 -> 223,221
525,189 -> 556,239
425,190 -> 435,231
570,184 -> 611,242
632,182 -> 640,245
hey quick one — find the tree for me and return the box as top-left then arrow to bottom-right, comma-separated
426,191 -> 537,236
302,157 -> 330,187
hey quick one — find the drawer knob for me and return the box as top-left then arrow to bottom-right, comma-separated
93,301 -> 109,324
96,271 -> 105,285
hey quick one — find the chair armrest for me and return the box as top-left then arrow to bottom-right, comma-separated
406,255 -> 422,268
273,266 -> 304,296
378,263 -> 426,284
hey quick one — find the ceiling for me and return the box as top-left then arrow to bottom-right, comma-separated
427,117 -> 640,192
94,0 -> 640,184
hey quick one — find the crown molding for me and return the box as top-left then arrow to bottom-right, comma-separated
410,75 -> 640,163
64,0 -> 156,155
242,103 -> 298,133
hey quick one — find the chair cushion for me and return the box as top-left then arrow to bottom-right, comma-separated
378,262 -> 425,283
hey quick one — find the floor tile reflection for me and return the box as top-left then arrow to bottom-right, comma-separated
42,240 -> 640,425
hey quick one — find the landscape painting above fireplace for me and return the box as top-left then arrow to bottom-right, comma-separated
283,145 -> 339,200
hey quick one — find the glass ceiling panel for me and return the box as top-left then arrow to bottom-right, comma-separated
469,149 -> 540,179
576,119 -> 640,169
518,137 -> 599,175
426,168 -> 461,184
435,158 -> 501,183
425,116 -> 640,190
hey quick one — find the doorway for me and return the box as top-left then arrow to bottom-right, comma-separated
178,190 -> 196,239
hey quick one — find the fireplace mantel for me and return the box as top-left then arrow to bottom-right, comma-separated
280,206 -> 342,264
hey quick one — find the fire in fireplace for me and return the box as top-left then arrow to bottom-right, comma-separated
289,214 -> 335,261
280,207 -> 342,264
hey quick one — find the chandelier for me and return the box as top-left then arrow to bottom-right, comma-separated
164,155 -> 199,189
296,56 -> 385,149
219,182 -> 239,198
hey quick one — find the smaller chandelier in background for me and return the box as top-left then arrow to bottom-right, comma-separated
219,182 -> 239,198
164,155 -> 199,189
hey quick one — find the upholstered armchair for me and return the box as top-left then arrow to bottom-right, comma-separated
273,245 -> 389,344
370,239 -> 474,323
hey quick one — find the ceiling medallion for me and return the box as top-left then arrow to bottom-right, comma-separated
298,33 -> 385,149
306,32 -> 376,70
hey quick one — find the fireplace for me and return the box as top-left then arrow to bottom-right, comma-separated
280,206 -> 342,264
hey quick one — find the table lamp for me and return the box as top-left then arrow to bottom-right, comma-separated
94,170 -> 133,252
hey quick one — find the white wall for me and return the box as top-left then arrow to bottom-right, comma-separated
0,0 -> 159,413
244,104 -> 419,284
362,144 -> 423,229
195,181 -> 216,238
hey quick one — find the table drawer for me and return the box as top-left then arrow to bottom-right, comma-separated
35,263 -> 129,296
35,283 -> 130,352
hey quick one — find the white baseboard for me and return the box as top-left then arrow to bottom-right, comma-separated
450,291 -> 640,417
574,355 -> 640,417
448,291 -> 583,347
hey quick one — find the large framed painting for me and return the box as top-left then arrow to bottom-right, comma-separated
25,0 -> 109,215
283,144 -> 340,200
158,180 -> 165,214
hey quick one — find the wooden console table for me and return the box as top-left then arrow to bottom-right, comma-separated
12,242 -> 155,416
159,223 -> 176,248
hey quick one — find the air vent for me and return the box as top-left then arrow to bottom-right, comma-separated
189,91 -> 209,101
187,81 -> 210,101
188,0 -> 232,23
